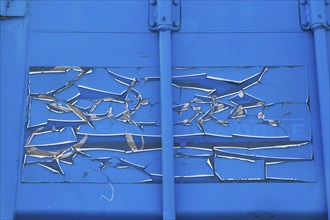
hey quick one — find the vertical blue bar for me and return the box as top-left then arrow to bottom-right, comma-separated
313,28 -> 330,219
159,30 -> 176,220
1,16 -> 29,219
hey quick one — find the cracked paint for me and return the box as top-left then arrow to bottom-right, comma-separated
22,66 -> 314,183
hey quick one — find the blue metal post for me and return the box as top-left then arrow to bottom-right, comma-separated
300,1 -> 330,217
156,0 -> 176,219
159,30 -> 176,220
313,27 -> 330,219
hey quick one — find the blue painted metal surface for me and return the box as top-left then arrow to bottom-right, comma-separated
299,0 -> 330,30
0,1 -> 329,219
300,1 -> 330,217
159,30 -> 176,220
314,25 -> 330,220
153,1 -> 178,218
0,0 -> 26,17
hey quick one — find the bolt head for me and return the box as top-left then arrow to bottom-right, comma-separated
173,0 -> 180,5
149,20 -> 156,28
300,0 -> 307,5
173,20 -> 180,27
302,20 -> 309,26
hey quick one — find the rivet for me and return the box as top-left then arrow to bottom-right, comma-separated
302,20 -> 309,26
300,0 -> 307,5
173,20 -> 180,27
173,0 -> 180,5
149,20 -> 156,27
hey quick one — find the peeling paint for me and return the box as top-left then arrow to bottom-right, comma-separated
22,66 -> 314,183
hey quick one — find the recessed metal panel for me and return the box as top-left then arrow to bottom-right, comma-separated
22,66 -> 314,183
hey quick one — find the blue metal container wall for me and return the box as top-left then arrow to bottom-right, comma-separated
0,0 -> 329,219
